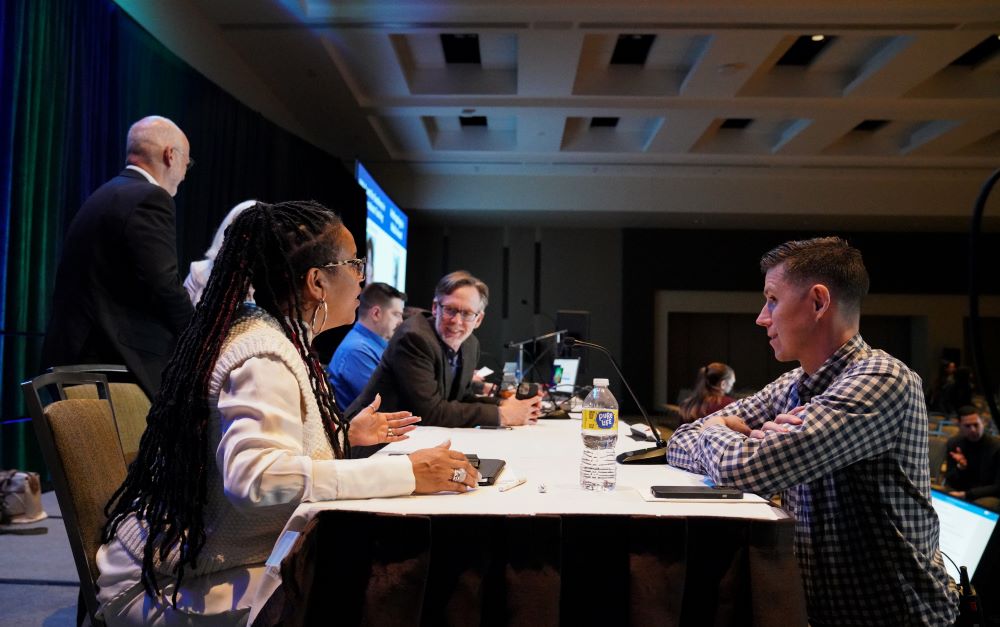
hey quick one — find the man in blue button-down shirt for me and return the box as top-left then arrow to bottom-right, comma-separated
328,282 -> 405,408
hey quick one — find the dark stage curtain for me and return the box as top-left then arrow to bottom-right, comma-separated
0,0 -> 362,474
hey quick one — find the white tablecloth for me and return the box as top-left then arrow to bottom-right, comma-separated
248,419 -> 785,623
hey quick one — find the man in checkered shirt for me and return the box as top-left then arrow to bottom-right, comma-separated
666,237 -> 958,626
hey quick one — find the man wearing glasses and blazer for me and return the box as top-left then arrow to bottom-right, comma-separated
347,270 -> 542,428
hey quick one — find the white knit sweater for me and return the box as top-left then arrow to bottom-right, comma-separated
110,306 -> 415,581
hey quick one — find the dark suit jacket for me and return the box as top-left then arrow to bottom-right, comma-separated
42,169 -> 194,397
346,312 -> 499,427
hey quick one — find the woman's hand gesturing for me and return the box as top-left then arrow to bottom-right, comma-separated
348,393 -> 421,445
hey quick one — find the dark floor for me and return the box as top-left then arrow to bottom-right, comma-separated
0,491 -> 79,626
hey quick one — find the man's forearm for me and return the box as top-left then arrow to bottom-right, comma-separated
665,423 -> 707,474
966,482 -> 1000,500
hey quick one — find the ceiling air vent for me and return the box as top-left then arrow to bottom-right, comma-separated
950,35 -> 1000,67
610,34 -> 656,65
590,117 -> 620,128
853,120 -> 889,132
440,34 -> 481,64
720,118 -> 753,129
776,35 -> 835,67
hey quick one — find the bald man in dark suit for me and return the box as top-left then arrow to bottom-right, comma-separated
42,116 -> 195,396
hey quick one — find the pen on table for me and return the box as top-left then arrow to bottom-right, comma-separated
498,477 -> 527,492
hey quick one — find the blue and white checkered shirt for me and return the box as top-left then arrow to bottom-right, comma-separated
667,335 -> 958,626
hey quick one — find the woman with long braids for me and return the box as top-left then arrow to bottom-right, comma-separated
95,201 -> 479,625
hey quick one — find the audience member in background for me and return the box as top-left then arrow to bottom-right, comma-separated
97,202 -> 478,626
926,360 -> 956,414
348,271 -> 542,428
184,199 -> 257,305
944,367 -> 976,415
327,282 -> 406,408
944,406 -> 1000,511
679,362 -> 736,424
42,116 -> 195,397
666,237 -> 957,625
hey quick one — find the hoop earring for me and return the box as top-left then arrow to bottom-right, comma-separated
311,293 -> 329,334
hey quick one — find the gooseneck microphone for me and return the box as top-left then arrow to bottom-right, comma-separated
563,337 -> 668,465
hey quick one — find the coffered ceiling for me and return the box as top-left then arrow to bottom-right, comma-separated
119,0 -> 1000,229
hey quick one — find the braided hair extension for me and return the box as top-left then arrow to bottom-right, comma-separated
102,200 -> 352,603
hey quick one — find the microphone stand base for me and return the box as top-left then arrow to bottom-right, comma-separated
617,444 -> 668,465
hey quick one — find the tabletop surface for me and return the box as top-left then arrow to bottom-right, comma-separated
283,418 -> 784,527
248,418 -> 788,624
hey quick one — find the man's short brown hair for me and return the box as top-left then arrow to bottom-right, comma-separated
434,270 -> 489,308
760,237 -> 870,314
359,282 -> 406,316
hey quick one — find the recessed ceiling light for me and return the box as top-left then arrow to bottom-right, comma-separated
811,34 -> 826,42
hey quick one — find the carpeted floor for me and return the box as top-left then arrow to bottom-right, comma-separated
0,491 -> 80,626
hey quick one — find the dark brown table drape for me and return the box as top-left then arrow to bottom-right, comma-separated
253,510 -> 806,627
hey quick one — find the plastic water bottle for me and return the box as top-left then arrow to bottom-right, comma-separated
580,378 -> 619,491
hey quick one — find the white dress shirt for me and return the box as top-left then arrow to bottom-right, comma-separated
124,164 -> 160,187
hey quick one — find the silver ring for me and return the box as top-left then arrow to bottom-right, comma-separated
452,468 -> 467,483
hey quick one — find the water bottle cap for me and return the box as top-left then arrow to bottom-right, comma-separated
593,378 -> 609,387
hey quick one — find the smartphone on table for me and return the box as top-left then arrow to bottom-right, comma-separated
650,485 -> 743,499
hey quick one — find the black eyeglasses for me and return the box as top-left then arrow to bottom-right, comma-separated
321,257 -> 366,278
436,303 -> 481,322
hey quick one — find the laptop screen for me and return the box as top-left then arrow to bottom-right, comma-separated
931,489 -> 999,579
551,358 -> 580,394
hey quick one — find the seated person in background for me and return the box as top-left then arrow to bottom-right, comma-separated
666,236 -> 957,626
97,202 -> 479,626
184,199 -> 257,305
348,270 -> 542,428
926,359 -> 956,414
679,362 -> 736,424
945,406 -> 1000,511
327,282 -> 406,408
944,366 -> 976,416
